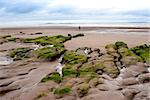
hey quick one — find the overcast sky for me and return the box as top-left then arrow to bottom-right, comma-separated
0,0 -> 150,23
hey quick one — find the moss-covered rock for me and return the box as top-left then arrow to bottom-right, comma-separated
79,72 -> 99,82
54,87 -> 71,98
131,44 -> 150,63
41,72 -> 62,83
8,47 -> 32,61
0,35 -> 11,39
63,51 -> 87,64
72,34 -> 84,38
100,54 -> 114,62
35,92 -> 47,99
79,62 -> 95,73
0,35 -> 11,44
105,44 -> 117,54
22,35 -> 71,46
94,61 -> 105,71
89,78 -> 103,87
62,78 -> 79,88
121,56 -> 143,66
103,61 -> 120,78
117,47 -> 143,66
115,41 -> 128,49
0,38 -> 7,44
35,46 -> 65,61
76,83 -> 90,98
118,47 -> 135,57
62,64 -> 78,77
7,37 -> 22,42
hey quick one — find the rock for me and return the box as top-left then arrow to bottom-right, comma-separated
97,84 -> 109,91
120,64 -> 148,79
89,49 -> 102,59
63,51 -> 87,64
100,54 -> 114,62
137,73 -> 150,83
0,39 -> 7,44
8,47 -> 32,61
88,88 -> 100,95
36,46 -> 66,61
121,56 -> 140,67
131,44 -> 150,63
122,88 -> 140,100
35,32 -> 43,34
115,41 -> 128,49
59,95 -> 76,100
63,78 -> 79,88
105,44 -> 117,54
0,84 -> 21,94
133,91 -> 149,100
103,61 -> 120,78
89,78 -> 103,87
72,34 -> 84,38
121,77 -> 138,86
82,91 -> 127,100
116,61 -> 123,68
96,70 -> 103,75
54,87 -> 72,98
76,47 -> 92,56
122,65 -> 148,78
101,74 -> 113,80
76,83 -> 90,98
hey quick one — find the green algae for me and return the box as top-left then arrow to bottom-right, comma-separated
41,72 -> 62,83
8,47 -> 32,61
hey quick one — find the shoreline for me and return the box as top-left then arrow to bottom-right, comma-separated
0,26 -> 149,51
0,25 -> 150,29
0,25 -> 150,34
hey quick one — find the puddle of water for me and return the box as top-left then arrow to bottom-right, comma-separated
0,56 -> 13,65
55,63 -> 64,77
32,44 -> 54,50
148,67 -> 150,72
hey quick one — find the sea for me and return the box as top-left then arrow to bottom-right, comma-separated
0,20 -> 150,28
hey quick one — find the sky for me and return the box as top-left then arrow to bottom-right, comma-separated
0,0 -> 150,23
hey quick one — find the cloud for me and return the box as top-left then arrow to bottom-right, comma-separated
0,0 -> 45,14
0,0 -> 149,23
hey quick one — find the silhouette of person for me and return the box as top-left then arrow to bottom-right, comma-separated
78,26 -> 81,30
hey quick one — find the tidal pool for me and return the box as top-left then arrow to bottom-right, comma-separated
0,56 -> 13,65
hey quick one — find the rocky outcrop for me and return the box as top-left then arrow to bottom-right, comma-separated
1,37 -> 150,100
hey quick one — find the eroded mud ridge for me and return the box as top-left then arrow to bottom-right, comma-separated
0,34 -> 150,100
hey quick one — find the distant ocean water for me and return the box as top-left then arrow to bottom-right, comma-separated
0,20 -> 150,28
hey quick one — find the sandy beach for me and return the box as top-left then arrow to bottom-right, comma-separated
0,26 -> 150,100
0,26 -> 149,50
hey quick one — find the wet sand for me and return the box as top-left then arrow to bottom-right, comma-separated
0,26 -> 149,50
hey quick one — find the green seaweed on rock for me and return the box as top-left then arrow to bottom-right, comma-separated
89,77 -> 103,87
0,35 -> 11,39
72,33 -> 84,38
76,83 -> 90,98
8,47 -> 32,61
62,64 -> 78,77
54,87 -> 71,98
41,72 -> 62,83
115,41 -> 128,49
22,35 -> 71,46
63,51 -> 87,64
131,44 -> 150,63
35,45 -> 66,61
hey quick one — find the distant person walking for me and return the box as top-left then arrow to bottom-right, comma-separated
78,26 -> 81,30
